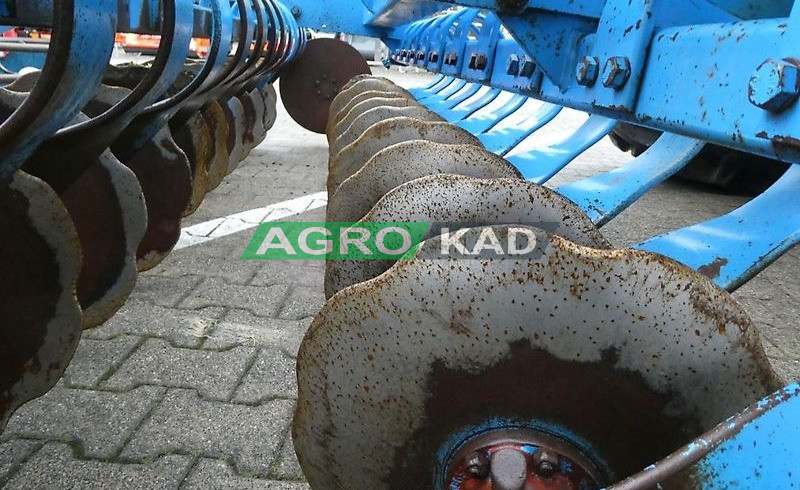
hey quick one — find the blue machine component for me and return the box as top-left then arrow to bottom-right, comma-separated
609,383 -> 800,489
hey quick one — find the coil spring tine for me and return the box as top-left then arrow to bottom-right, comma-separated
507,115 -> 617,183
635,163 -> 800,292
0,0 -> 117,179
557,134 -> 706,226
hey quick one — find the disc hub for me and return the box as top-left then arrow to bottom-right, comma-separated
445,428 -> 602,490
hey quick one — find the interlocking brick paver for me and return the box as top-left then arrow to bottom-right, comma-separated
103,339 -> 257,401
84,302 -> 225,349
62,335 -> 141,389
203,312 -> 309,355
121,389 -> 294,476
0,440 -> 39,482
1,386 -> 164,459
182,458 -> 309,489
233,349 -> 297,403
250,260 -> 325,288
271,429 -> 304,481
3,443 -> 192,490
130,274 -> 205,308
278,286 -> 325,321
179,276 -> 290,318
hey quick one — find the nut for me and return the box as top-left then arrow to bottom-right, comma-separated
602,56 -> 631,89
576,56 -> 600,86
748,58 -> 800,112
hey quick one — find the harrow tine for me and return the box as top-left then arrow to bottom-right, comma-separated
297,225 -> 781,489
477,102 -> 562,156
508,115 -> 617,183
422,82 -> 482,113
327,118 -> 481,197
327,141 -> 522,223
635,163 -> 800,292
325,175 -> 611,296
417,77 -> 468,103
0,170 -> 82,431
455,93 -> 527,135
330,105 -> 444,158
438,86 -> 502,123
557,134 -> 706,226
408,75 -> 452,99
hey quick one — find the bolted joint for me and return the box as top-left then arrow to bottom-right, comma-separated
475,53 -> 488,71
429,52 -> 439,63
290,5 -> 301,18
464,451 -> 490,478
576,56 -> 600,86
602,56 -> 631,90
748,58 -> 800,113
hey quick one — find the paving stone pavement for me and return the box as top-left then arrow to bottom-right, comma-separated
2,65 -> 799,489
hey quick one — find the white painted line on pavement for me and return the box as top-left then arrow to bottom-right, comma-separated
175,191 -> 328,250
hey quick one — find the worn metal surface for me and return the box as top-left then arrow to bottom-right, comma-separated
279,38 -> 371,133
330,104 -> 445,157
327,90 -> 408,139
332,97 -> 420,141
327,118 -> 481,197
325,175 -> 611,296
201,101 -> 232,192
174,111 -> 214,216
0,170 -> 82,430
328,77 -> 412,128
609,383 -> 800,489
327,141 -> 521,223
296,224 -> 781,489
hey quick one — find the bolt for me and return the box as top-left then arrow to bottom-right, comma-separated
507,54 -> 520,76
417,51 -> 426,61
748,58 -> 800,112
429,52 -> 439,63
519,57 -> 536,78
532,450 -> 559,479
290,5 -> 301,18
464,451 -> 490,478
576,55 -> 600,86
602,56 -> 631,89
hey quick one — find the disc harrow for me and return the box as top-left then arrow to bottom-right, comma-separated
0,0 -> 303,430
294,43 -> 800,485
1,0 -> 799,487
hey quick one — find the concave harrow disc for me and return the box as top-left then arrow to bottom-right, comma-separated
280,38 -> 371,133
1,171 -> 82,430
295,225 -> 782,489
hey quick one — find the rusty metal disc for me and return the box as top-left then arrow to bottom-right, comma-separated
327,91 -> 409,140
0,171 -> 82,430
295,225 -> 782,489
331,97 -> 420,142
325,175 -> 611,297
174,112 -> 214,217
330,105 -> 443,158
202,102 -> 232,193
328,118 -> 482,197
279,38 -> 371,134
327,141 -> 522,224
